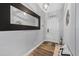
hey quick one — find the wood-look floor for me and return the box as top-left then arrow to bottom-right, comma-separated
29,41 -> 57,56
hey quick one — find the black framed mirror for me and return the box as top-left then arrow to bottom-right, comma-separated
0,3 -> 40,31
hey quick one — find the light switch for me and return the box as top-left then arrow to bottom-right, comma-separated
47,28 -> 49,32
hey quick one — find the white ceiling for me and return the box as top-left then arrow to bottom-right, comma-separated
38,3 -> 64,13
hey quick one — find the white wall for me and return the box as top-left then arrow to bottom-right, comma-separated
59,7 -> 64,39
0,3 -> 45,56
63,3 -> 76,55
76,3 -> 79,56
0,31 -> 38,56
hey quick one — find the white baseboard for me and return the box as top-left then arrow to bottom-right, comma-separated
44,39 -> 59,43
23,40 -> 44,56
66,44 -> 73,56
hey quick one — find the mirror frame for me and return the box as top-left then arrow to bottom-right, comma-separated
0,3 -> 40,31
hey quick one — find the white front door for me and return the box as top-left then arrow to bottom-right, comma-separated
46,17 -> 60,43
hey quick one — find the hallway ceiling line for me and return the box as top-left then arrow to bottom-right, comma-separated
37,3 -> 64,13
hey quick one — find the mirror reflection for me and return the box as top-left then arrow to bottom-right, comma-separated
10,6 -> 38,27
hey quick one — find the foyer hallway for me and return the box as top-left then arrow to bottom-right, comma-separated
0,3 -> 78,56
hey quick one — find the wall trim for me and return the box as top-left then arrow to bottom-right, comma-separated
44,39 -> 59,43
66,44 -> 73,56
23,40 -> 44,56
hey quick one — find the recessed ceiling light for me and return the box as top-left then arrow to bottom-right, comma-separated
43,3 -> 49,11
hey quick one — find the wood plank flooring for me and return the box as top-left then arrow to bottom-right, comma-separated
29,41 -> 57,56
